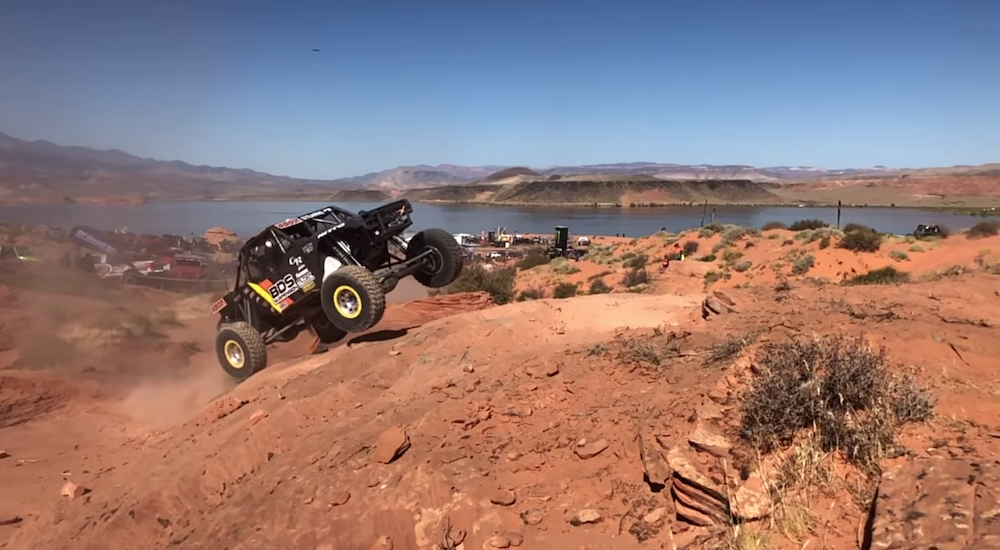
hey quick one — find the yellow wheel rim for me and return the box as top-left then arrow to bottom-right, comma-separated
333,285 -> 363,319
224,340 -> 245,369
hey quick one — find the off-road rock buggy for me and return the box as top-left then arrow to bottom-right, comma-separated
211,199 -> 463,381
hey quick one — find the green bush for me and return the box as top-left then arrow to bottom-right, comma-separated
839,227 -> 881,253
818,236 -> 831,249
842,223 -> 875,234
550,257 -> 581,274
844,266 -> 910,286
968,220 -> 1000,239
734,260 -> 753,273
552,282 -> 578,299
439,264 -> 515,304
791,254 -> 815,275
789,219 -> 829,231
682,241 -> 700,256
722,249 -> 744,263
762,221 -> 788,231
588,278 -> 611,294
739,336 -> 934,476
516,248 -> 549,270
622,253 -> 649,269
889,250 -> 909,262
517,287 -> 545,301
622,268 -> 649,287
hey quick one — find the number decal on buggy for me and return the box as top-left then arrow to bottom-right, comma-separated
210,297 -> 227,314
275,218 -> 302,229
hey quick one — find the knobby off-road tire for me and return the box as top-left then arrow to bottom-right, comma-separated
321,265 -> 386,333
407,228 -> 464,288
308,312 -> 348,344
215,321 -> 268,382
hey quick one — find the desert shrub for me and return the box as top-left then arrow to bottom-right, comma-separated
789,219 -> 829,231
584,244 -> 618,264
587,270 -> 612,280
791,254 -> 815,275
889,250 -> 909,262
844,266 -> 910,286
517,287 -> 545,301
734,260 -> 753,272
621,267 -> 649,287
818,236 -> 831,249
738,335 -> 933,477
768,234 -> 781,240
722,249 -> 744,263
967,220 -> 1000,239
699,222 -> 724,237
552,282 -> 578,299
908,244 -> 924,252
438,264 -> 515,305
682,241 -> 700,256
588,278 -> 611,294
744,240 -> 756,249
842,223 -> 875,234
721,225 -> 748,243
697,254 -> 717,262
622,253 -> 649,269
838,227 -> 881,252
704,271 -> 722,285
550,257 -> 581,274
517,248 -> 549,270
762,221 -> 787,231
782,239 -> 795,246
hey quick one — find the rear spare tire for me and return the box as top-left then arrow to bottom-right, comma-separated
407,228 -> 464,288
215,321 -> 268,382
321,265 -> 386,333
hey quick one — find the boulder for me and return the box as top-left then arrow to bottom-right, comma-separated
869,458 -> 1000,549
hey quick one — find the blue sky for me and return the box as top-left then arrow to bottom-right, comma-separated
0,0 -> 997,179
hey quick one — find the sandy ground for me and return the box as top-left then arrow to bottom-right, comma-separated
2,225 -> 1000,549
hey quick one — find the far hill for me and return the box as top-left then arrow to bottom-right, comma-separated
0,132 -> 345,203
473,166 -> 540,184
404,176 -> 783,206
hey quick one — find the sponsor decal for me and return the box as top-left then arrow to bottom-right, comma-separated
274,217 -> 303,229
302,242 -> 315,254
299,208 -> 330,220
210,297 -> 227,314
301,280 -> 316,292
69,225 -> 118,256
316,223 -> 346,239
268,273 -> 299,302
289,255 -> 303,267
295,266 -> 316,288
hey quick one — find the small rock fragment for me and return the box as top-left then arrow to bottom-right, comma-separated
249,410 -> 266,425
489,534 -> 511,548
520,509 -> 545,525
574,438 -> 610,460
330,490 -> 351,506
389,349 -> 401,356
544,363 -> 560,377
370,535 -> 393,550
0,516 -> 22,526
373,426 -> 411,464
504,532 -> 524,547
490,489 -> 516,506
0,450 -> 9,459
60,481 -> 86,500
569,509 -> 602,526
462,364 -> 475,373
643,507 -> 667,524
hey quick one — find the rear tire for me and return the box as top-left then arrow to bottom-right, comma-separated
215,321 -> 268,382
321,265 -> 386,333
407,228 -> 464,288
309,312 -> 348,344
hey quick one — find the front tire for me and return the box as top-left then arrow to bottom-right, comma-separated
215,321 -> 268,382
407,228 -> 464,288
321,265 -> 386,333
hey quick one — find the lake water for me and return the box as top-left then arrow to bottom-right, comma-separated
0,201 -> 978,237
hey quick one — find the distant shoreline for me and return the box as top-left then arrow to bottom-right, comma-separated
2,195 -> 999,218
